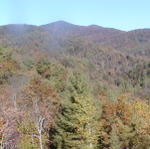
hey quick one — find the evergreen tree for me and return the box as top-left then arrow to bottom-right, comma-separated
51,71 -> 98,149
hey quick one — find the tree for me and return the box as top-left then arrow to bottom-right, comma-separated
51,71 -> 98,149
17,77 -> 57,149
36,59 -> 67,92
0,47 -> 19,84
98,93 -> 135,149
17,114 -> 48,149
129,100 -> 150,149
109,123 -> 121,149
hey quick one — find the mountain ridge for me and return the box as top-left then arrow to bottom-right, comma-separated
0,20 -> 150,58
1,20 -> 150,31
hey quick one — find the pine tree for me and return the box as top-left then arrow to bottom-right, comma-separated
51,71 -> 98,149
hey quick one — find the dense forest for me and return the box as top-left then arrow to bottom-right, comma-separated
0,21 -> 150,149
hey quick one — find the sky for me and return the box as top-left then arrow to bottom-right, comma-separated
0,0 -> 150,31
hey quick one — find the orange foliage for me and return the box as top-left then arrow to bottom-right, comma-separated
24,77 -> 57,102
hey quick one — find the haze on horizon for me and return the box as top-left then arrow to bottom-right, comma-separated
0,0 -> 150,31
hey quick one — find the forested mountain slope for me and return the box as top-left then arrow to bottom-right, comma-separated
0,21 -> 150,149
0,21 -> 149,90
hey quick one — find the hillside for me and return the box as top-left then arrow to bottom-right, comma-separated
0,21 -> 150,149
0,21 -> 149,91
0,21 -> 149,80
0,21 -> 150,57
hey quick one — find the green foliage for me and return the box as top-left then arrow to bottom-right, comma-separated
17,135 -> 38,149
23,56 -> 35,70
109,124 -> 121,149
17,117 -> 39,149
0,47 -> 19,84
36,59 -> 67,92
17,115 -> 48,149
51,71 -> 99,149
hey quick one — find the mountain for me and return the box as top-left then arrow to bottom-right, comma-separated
0,21 -> 149,80
0,21 -> 150,149
0,24 -> 60,54
1,21 -> 149,58
41,21 -> 79,36
0,21 -> 149,74
41,21 -> 124,41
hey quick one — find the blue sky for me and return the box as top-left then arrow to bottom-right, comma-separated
0,0 -> 150,31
